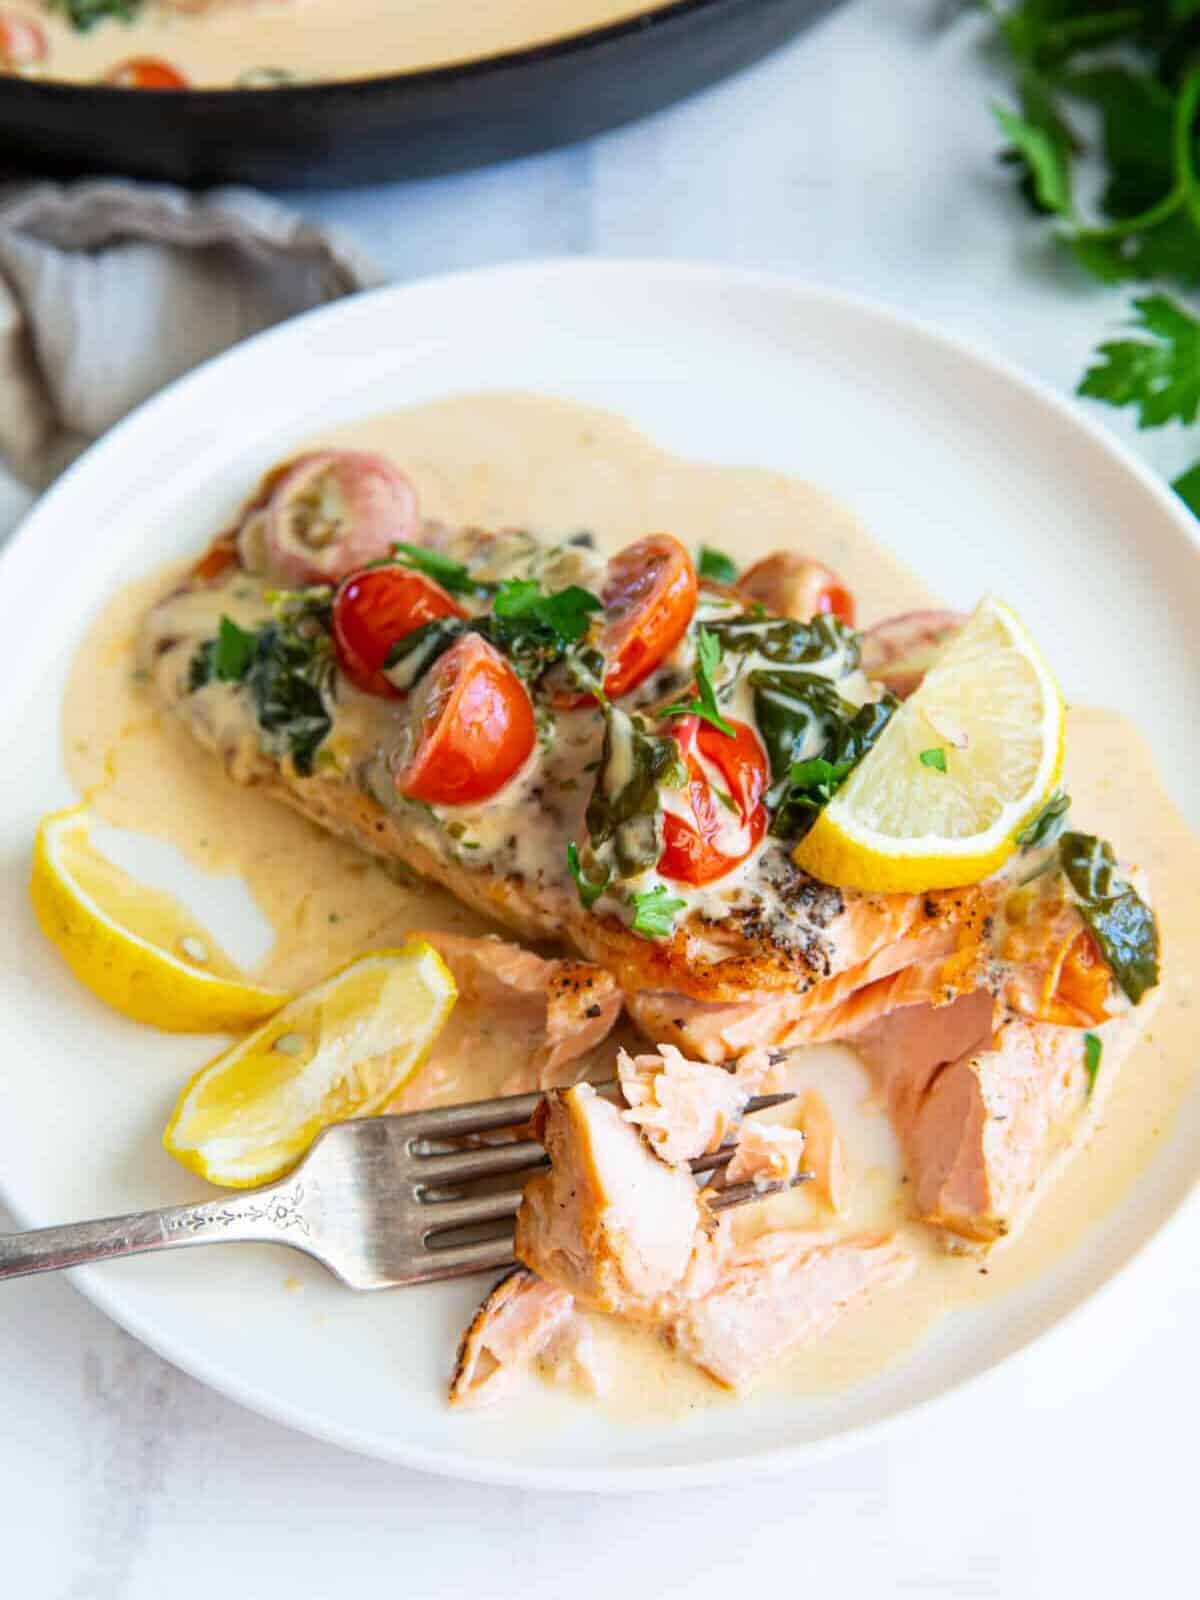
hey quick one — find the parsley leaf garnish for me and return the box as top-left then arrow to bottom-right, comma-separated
1078,296 -> 1200,429
391,542 -> 483,597
697,545 -> 738,584
629,884 -> 688,940
492,579 -> 602,644
212,616 -> 257,681
919,747 -> 947,773
1016,788 -> 1071,849
48,0 -> 143,30
659,626 -> 735,737
566,842 -> 610,910
1083,1032 -> 1103,1093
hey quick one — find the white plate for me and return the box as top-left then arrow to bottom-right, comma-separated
1,261 -> 1198,1491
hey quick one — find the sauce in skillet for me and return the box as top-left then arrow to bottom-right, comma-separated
62,392 -> 1200,1418
3,0 -> 676,89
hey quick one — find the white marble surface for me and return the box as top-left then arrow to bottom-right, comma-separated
2,2 -> 1198,1594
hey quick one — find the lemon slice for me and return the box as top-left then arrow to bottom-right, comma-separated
163,944 -> 456,1188
794,596 -> 1063,893
31,806 -> 287,1032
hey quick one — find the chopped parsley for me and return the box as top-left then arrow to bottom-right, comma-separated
629,884 -> 688,940
212,616 -> 257,681
391,542 -> 483,597
188,597 -> 334,776
48,0 -> 142,30
1016,788 -> 1071,850
659,627 -> 735,737
697,545 -> 738,584
1083,1032 -> 1103,1093
919,747 -> 948,773
491,578 -> 601,645
566,842 -> 610,910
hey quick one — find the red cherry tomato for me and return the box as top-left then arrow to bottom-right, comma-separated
0,11 -> 46,71
658,714 -> 768,886
394,633 -> 535,807
103,57 -> 189,89
333,566 -> 465,698
859,609 -> 965,700
737,553 -> 855,627
600,534 -> 698,698
263,450 -> 421,588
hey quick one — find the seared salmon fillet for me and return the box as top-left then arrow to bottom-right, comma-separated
142,449 -> 1160,1270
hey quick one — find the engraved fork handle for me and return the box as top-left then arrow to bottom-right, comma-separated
0,1181 -> 312,1281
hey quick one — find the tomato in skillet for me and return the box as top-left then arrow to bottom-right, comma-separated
333,566 -> 466,698
394,634 -> 535,806
737,553 -> 856,628
658,714 -> 768,886
0,12 -> 46,71
600,534 -> 698,698
104,57 -> 190,89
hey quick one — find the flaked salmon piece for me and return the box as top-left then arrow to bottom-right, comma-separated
539,1316 -> 613,1398
666,1232 -> 913,1390
617,1044 -> 750,1164
449,1268 -> 575,1408
514,1083 -> 724,1320
726,1122 -> 808,1186
419,933 -> 620,1091
851,990 -> 1119,1243
796,1091 -> 847,1212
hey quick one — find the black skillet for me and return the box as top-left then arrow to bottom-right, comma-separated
0,0 -> 842,188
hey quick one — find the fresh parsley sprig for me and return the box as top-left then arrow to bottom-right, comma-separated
659,626 -> 735,737
697,545 -> 738,584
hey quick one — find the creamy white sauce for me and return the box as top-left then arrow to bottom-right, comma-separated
13,0 -> 675,88
64,391 -> 1200,1419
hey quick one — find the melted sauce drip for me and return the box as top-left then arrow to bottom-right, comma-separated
63,392 -> 1200,1418
20,0 -> 676,89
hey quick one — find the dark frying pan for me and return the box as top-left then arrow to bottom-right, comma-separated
0,0 -> 841,188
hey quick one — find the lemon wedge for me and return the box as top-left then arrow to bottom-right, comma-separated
31,806 -> 287,1032
163,944 -> 456,1188
794,596 -> 1063,893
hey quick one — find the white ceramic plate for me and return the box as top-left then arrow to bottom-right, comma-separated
1,262 -> 1197,1491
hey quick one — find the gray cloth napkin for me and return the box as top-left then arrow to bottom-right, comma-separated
0,179 -> 384,494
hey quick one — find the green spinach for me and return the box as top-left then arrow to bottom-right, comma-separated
1059,831 -> 1160,1003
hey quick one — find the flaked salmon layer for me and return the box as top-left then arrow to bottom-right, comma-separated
617,1044 -> 752,1165
851,988 -> 1147,1244
515,1084 -> 725,1320
725,1122 -> 808,1187
418,933 -> 620,1093
666,1232 -> 913,1390
511,1086 -> 909,1393
449,1268 -> 574,1408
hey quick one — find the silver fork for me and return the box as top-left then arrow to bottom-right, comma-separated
0,1084 -> 800,1289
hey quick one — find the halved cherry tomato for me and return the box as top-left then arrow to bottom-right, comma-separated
658,714 -> 768,886
104,57 -> 189,90
1053,928 -> 1110,1027
394,633 -> 535,807
0,11 -> 46,71
263,450 -> 421,588
600,534 -> 698,698
737,553 -> 855,627
333,566 -> 465,698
